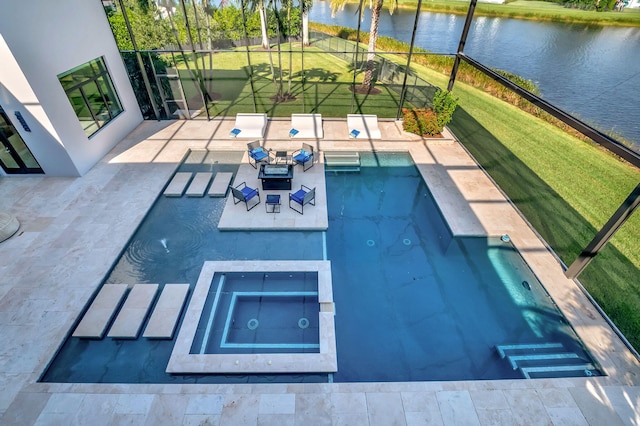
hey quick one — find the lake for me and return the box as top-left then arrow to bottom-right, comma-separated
310,2 -> 640,150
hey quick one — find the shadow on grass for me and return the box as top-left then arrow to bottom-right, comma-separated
448,106 -> 640,352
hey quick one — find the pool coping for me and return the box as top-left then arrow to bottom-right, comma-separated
167,260 -> 337,374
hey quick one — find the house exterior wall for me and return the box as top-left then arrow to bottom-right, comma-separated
0,0 -> 142,177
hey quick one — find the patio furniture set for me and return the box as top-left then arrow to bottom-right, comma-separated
229,140 -> 315,214
227,112 -> 381,215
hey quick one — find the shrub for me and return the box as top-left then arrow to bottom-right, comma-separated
402,90 -> 459,137
433,89 -> 459,129
402,108 -> 441,136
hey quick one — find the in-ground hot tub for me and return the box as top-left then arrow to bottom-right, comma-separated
167,260 -> 336,374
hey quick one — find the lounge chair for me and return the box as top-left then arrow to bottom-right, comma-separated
289,184 -> 315,215
347,114 -> 382,139
230,182 -> 261,211
289,114 -> 323,138
247,140 -> 273,169
229,113 -> 268,138
292,143 -> 314,172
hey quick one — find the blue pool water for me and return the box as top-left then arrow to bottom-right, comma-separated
326,152 -> 598,381
191,272 -> 320,354
40,151 -> 600,383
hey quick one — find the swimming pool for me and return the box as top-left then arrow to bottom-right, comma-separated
40,150 -> 600,383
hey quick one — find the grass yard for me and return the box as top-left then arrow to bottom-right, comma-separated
163,47 -> 418,118
395,0 -> 640,26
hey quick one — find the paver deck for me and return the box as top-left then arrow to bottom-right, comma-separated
1,118 -> 638,425
72,284 -> 128,338
143,283 -> 190,339
107,284 -> 159,339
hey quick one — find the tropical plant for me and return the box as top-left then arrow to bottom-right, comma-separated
330,0 -> 398,93
401,90 -> 458,136
301,0 -> 313,46
432,89 -> 458,129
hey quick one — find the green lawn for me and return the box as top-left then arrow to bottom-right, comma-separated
396,0 -> 640,26
163,47 -> 420,118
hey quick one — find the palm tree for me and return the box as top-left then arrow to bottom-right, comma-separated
301,0 -> 313,47
331,0 -> 397,93
246,0 -> 277,88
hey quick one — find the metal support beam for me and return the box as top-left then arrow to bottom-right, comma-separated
178,0 -> 211,120
447,0 -> 477,92
565,182 -> 640,279
458,53 -> 640,169
116,0 -> 161,121
397,0 -> 423,119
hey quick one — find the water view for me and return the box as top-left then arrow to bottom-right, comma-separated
310,2 -> 640,149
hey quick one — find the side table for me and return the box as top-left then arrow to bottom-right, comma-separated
275,150 -> 291,164
266,194 -> 281,213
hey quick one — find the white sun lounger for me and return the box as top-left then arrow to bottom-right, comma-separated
347,114 -> 382,139
229,113 -> 268,138
289,113 -> 323,138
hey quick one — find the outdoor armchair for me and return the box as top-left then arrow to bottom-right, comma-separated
230,181 -> 261,211
292,143 -> 314,172
247,140 -> 273,169
289,184 -> 316,215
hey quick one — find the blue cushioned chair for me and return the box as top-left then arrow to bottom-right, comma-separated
230,182 -> 261,211
292,143 -> 314,172
289,184 -> 315,215
247,140 -> 273,169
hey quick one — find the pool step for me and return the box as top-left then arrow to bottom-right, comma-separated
324,151 -> 360,172
208,172 -> 233,197
507,353 -> 580,370
73,284 -> 128,338
107,284 -> 158,338
164,172 -> 193,197
143,283 -> 190,339
520,364 -> 597,379
496,342 -> 564,358
186,172 -> 213,197
496,342 -> 598,379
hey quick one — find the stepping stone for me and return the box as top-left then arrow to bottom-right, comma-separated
108,284 -> 159,339
163,172 -> 193,197
185,150 -> 207,164
208,172 -> 234,197
186,172 -> 213,197
143,284 -> 190,339
72,284 -> 128,338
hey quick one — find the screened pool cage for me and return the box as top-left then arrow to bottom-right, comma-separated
112,0 -> 640,286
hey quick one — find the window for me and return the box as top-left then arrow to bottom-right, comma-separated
58,57 -> 123,137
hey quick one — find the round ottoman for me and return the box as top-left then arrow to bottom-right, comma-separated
0,212 -> 20,243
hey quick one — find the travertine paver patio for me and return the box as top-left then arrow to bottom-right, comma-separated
0,118 -> 638,425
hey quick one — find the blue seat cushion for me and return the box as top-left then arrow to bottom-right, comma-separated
250,149 -> 268,161
241,186 -> 258,199
293,150 -> 311,163
290,189 -> 306,204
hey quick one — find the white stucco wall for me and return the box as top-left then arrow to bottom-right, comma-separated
0,0 -> 142,176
